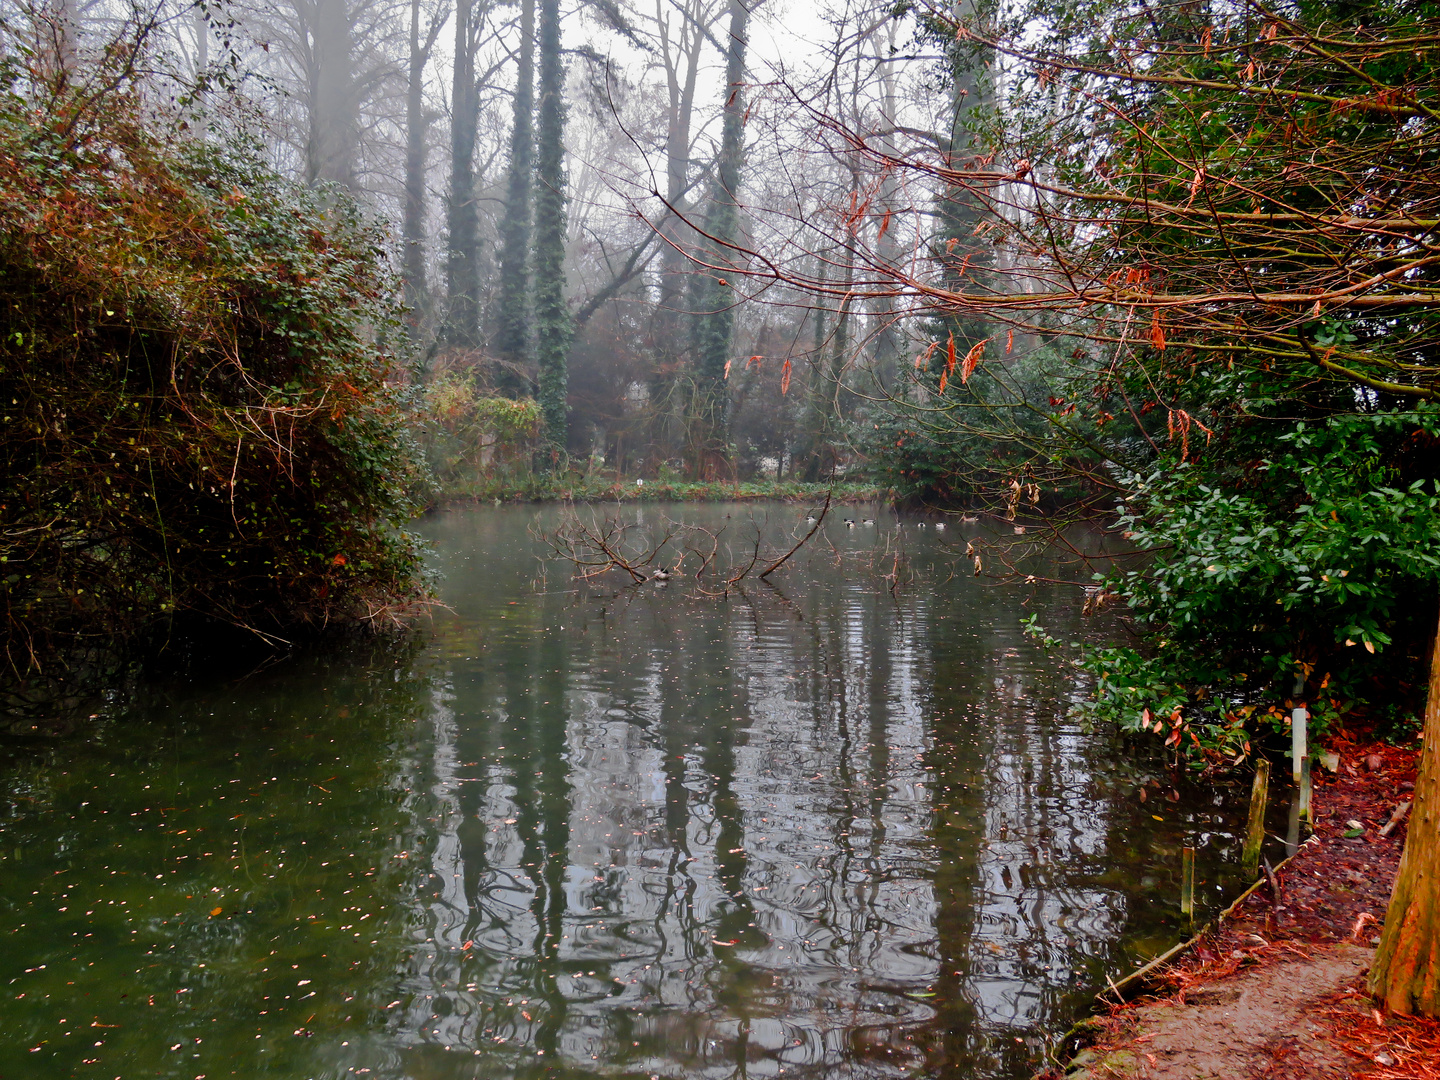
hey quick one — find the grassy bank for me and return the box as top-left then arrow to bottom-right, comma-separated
433,474 -> 891,505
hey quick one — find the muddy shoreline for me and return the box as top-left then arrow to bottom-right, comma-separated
1044,738 -> 1439,1080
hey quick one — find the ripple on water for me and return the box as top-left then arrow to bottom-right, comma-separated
0,504 -> 1275,1080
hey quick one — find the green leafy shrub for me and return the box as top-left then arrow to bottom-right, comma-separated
1076,406 -> 1440,761
0,72 -> 426,674
420,370 -> 541,488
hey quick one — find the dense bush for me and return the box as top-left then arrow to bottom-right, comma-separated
1075,401 -> 1440,760
419,367 -> 541,489
0,73 -> 426,676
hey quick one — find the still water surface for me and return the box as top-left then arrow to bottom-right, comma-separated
2,504 -> 1266,1079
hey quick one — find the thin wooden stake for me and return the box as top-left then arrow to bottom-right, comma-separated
1181,846 -> 1196,919
1292,673 -> 1308,787
1298,756 -> 1313,828
1242,758 -> 1269,877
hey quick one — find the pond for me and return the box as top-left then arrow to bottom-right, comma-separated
0,503 -> 1287,1079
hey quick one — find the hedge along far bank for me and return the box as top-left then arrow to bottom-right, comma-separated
0,75 -> 428,681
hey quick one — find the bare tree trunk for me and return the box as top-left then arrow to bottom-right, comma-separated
39,0 -> 79,84
194,4 -> 209,79
402,0 -> 435,335
1371,601 -> 1440,1016
646,0 -> 710,474
492,0 -> 535,396
306,0 -> 357,188
801,209 -> 853,483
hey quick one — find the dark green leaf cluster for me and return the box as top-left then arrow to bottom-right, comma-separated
1079,404 -> 1440,753
0,82 -> 426,675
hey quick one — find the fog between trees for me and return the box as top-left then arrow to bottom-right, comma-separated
16,0 -> 981,481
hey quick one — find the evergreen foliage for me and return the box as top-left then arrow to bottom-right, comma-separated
532,0 -> 571,464
0,75 -> 426,675
1078,398 -> 1440,756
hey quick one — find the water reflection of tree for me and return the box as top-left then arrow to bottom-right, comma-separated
396,509 -> 1232,1079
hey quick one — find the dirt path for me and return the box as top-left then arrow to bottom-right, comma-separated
1064,944 -> 1372,1079
1047,738 -> 1440,1080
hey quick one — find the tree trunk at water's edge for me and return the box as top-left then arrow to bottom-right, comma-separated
1371,601 -> 1440,1015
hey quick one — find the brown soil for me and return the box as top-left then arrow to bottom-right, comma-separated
1048,738 -> 1440,1080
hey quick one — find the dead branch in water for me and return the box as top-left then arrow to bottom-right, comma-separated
544,496 -> 838,596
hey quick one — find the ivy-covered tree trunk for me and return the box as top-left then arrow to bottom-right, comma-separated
930,0 -> 991,378
869,18 -> 903,387
492,0 -> 535,397
1371,605 -> 1440,1016
445,0 -> 481,348
687,0 -> 748,479
532,0 -> 570,462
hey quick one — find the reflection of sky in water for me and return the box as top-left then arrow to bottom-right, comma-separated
378,505 -> 1242,1080
0,504 -> 1260,1080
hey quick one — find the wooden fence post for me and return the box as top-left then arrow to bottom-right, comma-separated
1243,759 -> 1269,878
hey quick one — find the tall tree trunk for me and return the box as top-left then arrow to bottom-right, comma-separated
402,0 -> 432,336
1371,602 -> 1440,1016
869,16 -> 903,387
931,0 -> 991,370
532,0 -> 571,462
801,233 -> 851,483
307,0 -> 357,188
687,0 -> 749,479
647,0 -> 707,473
493,0 -> 536,397
194,4 -> 209,82
39,0 -> 78,84
445,0 -> 482,348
